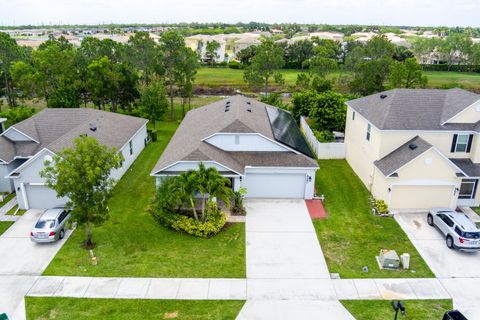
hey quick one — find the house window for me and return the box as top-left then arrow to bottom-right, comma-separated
352,111 -> 355,120
459,179 -> 478,199
235,135 -> 240,145
129,140 -> 133,155
366,123 -> 372,141
453,134 -> 471,153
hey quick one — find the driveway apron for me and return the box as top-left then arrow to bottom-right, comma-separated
0,210 -> 72,318
239,199 -> 354,319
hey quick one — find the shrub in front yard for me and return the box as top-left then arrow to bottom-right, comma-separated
150,163 -> 233,238
153,204 -> 226,238
231,187 -> 247,216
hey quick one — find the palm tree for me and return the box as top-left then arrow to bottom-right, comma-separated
195,163 -> 233,222
204,175 -> 234,222
173,171 -> 200,220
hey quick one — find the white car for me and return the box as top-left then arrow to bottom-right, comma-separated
427,208 -> 480,251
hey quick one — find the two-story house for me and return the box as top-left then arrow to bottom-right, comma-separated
345,88 -> 480,211
151,96 -> 319,199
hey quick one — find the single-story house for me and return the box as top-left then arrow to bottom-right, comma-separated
0,108 -> 148,209
151,96 -> 319,199
345,88 -> 480,211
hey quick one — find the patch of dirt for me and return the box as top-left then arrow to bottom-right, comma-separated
163,311 -> 179,319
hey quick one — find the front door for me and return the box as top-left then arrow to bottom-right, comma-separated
457,179 -> 478,207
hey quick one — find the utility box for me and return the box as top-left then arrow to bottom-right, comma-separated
379,249 -> 400,269
400,253 -> 410,269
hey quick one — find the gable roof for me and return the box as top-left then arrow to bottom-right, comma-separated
151,95 -> 317,175
374,136 -> 433,176
0,108 -> 147,163
347,88 -> 480,131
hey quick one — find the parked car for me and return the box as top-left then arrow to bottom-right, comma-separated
30,207 -> 71,243
428,208 -> 480,251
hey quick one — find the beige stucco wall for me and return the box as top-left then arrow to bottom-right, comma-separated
372,148 -> 461,210
445,100 -> 480,124
345,106 -> 381,190
379,131 -> 475,160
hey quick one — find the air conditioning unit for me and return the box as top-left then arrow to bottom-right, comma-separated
379,249 -> 400,269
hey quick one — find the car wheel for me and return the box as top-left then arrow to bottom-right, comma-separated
427,214 -> 434,226
446,235 -> 454,249
59,229 -> 65,240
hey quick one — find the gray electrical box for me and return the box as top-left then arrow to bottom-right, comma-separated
379,249 -> 400,269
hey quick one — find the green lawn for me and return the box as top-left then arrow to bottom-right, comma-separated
341,300 -> 453,320
0,221 -> 13,235
313,160 -> 434,278
5,204 -> 26,216
0,193 -> 15,209
194,67 -> 480,92
26,297 -> 245,320
43,120 -> 246,278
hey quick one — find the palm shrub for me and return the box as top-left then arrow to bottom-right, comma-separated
231,187 -> 247,215
150,163 -> 234,237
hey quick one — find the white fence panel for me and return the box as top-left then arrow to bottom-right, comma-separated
300,117 -> 346,159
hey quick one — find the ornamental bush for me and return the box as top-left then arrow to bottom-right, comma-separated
152,204 -> 226,238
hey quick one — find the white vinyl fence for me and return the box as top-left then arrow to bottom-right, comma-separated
300,117 -> 346,159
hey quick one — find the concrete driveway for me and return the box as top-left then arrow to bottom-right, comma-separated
0,209 -> 72,276
395,212 -> 480,278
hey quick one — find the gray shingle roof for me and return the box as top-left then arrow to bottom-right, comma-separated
151,95 -> 318,175
374,136 -> 433,176
348,88 -> 480,131
449,158 -> 480,177
0,108 -> 147,163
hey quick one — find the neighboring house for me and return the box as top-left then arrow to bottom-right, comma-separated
234,37 -> 261,55
345,88 -> 480,211
185,35 -> 227,62
151,96 -> 318,199
0,109 -> 148,210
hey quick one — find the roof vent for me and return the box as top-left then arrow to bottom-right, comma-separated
408,143 -> 417,150
380,94 -> 388,99
89,125 -> 97,132
247,108 -> 252,113
224,108 -> 230,112
246,101 -> 251,105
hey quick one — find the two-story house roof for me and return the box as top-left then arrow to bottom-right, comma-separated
0,108 -> 148,209
151,95 -> 319,199
345,88 -> 480,211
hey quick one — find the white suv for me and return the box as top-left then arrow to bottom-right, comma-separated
427,208 -> 480,251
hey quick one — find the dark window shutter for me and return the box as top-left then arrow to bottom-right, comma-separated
451,134 -> 458,153
466,134 -> 474,153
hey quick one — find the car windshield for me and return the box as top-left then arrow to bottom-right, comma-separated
35,219 -> 55,229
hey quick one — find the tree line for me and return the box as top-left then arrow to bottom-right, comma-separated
239,35 -> 428,97
0,30 -> 200,123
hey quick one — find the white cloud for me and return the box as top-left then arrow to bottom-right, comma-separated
0,0 -> 478,27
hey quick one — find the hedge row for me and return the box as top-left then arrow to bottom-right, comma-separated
421,64 -> 480,73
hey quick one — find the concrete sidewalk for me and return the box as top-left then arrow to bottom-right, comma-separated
27,276 -> 246,300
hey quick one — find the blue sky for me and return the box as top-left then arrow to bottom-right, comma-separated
1,0 -> 478,27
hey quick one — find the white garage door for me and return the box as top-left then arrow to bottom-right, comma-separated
390,185 -> 454,210
25,185 -> 66,209
244,172 -> 306,198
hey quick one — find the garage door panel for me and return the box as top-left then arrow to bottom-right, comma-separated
244,173 -> 306,198
390,185 -> 454,210
26,185 -> 67,209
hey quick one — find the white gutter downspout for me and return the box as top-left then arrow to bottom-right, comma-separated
20,182 -> 29,210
